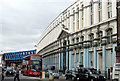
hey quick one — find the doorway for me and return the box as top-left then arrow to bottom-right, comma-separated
98,52 -> 102,72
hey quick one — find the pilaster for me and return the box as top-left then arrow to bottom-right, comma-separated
87,6 -> 91,26
112,44 -> 117,66
61,52 -> 63,70
69,50 -> 73,70
79,48 -> 82,66
102,0 -> 108,21
70,9 -> 73,32
83,7 -> 87,28
93,0 -> 99,24
112,0 -> 117,17
83,48 -> 87,68
74,48 -> 77,70
93,46 -> 97,69
75,8 -> 78,32
66,51 -> 68,70
79,9 -> 82,30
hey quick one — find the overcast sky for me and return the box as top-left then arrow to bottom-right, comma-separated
0,0 -> 75,53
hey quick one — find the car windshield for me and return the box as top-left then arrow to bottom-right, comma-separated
7,67 -> 13,71
89,69 -> 99,74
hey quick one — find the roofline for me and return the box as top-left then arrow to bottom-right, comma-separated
37,0 -> 79,45
23,54 -> 41,59
4,50 -> 36,54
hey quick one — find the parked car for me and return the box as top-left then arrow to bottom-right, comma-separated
6,67 -> 15,76
77,68 -> 106,81
52,70 -> 59,79
44,70 -> 59,79
65,70 -> 78,81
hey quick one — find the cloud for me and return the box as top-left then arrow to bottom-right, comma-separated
0,0 -> 75,53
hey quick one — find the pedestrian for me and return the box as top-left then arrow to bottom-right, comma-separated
14,65 -> 20,81
98,69 -> 101,74
1,68 -> 4,81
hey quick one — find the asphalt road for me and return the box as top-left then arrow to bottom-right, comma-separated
0,71 -> 112,81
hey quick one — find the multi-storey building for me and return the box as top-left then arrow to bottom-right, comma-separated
37,0 -> 117,76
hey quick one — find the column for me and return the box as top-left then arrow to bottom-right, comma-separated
83,48 -> 87,68
79,9 -> 82,30
93,0 -> 99,24
112,44 -> 117,66
75,9 -> 78,32
69,50 -> 73,70
102,45 -> 107,76
74,49 -> 77,70
70,10 -> 73,32
93,46 -> 97,69
79,49 -> 82,66
61,52 -> 63,70
87,48 -> 90,68
59,53 -> 61,70
55,54 -> 56,70
66,51 -> 68,70
102,0 -> 108,21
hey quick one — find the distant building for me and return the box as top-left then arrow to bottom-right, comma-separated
0,54 -> 3,67
3,50 -> 36,67
37,0 -> 117,77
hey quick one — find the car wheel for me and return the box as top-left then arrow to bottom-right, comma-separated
74,77 -> 77,81
79,78 -> 81,81
90,79 -> 94,81
65,76 -> 68,80
72,77 -> 75,80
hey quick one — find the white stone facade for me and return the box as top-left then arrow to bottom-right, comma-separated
37,0 -> 117,77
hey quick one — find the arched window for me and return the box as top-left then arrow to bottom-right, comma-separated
76,37 -> 79,43
89,33 -> 94,47
72,37 -> 75,44
106,28 -> 112,44
81,36 -> 84,48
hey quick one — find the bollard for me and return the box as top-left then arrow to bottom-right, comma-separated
49,72 -> 54,81
42,71 -> 45,79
